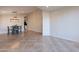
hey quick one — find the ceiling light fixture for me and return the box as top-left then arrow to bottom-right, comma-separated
10,11 -> 20,20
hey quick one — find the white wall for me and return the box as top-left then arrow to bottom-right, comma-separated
50,7 -> 79,42
28,10 -> 51,36
42,11 -> 51,36
28,10 -> 42,33
0,14 -> 25,34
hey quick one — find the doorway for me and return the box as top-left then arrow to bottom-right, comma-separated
24,16 -> 28,32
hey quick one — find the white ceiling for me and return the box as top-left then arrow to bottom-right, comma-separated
0,6 -> 37,14
37,6 -> 64,11
0,6 -> 64,14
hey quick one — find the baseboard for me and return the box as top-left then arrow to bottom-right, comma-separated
43,34 -> 51,36
52,35 -> 79,42
28,30 -> 42,34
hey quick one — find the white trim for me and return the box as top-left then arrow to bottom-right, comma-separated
52,34 -> 79,42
